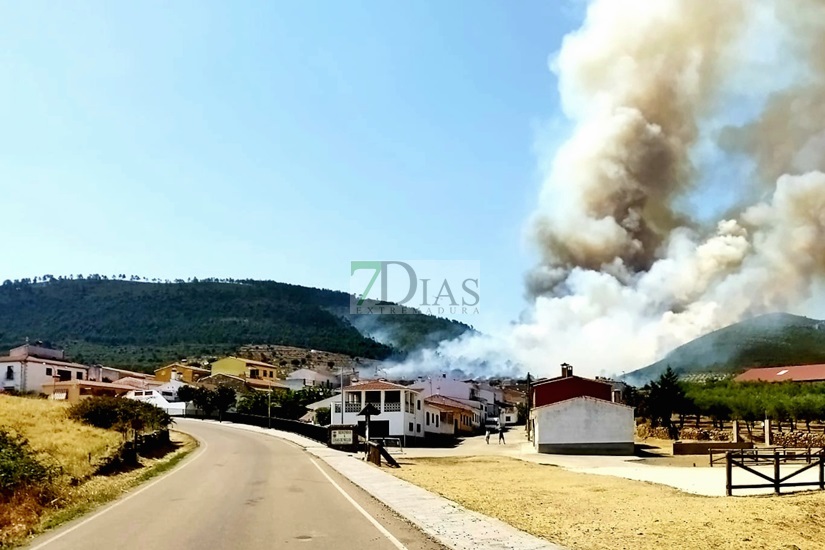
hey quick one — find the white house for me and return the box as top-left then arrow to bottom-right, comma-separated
409,376 -> 486,431
423,401 -> 455,436
0,344 -> 88,394
333,380 -> 425,442
530,396 -> 635,455
286,368 -> 337,389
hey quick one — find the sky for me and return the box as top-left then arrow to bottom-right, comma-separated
0,1 -> 582,333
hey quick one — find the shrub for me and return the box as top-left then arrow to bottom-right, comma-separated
0,429 -> 55,497
68,397 -> 171,435
316,407 -> 331,426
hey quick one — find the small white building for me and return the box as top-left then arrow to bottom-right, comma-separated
333,380 -> 425,441
125,388 -> 193,416
87,365 -> 152,383
530,396 -> 635,455
286,368 -> 337,388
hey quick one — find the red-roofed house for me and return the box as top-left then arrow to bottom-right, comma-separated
735,364 -> 825,383
334,380 -> 425,441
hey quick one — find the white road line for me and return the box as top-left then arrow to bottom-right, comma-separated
27,435 -> 208,550
309,457 -> 408,550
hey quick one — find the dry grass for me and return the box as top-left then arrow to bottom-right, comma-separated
0,395 -> 122,480
392,456 -> 825,550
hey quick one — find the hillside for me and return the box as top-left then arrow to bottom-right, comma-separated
623,313 -> 825,385
0,277 -> 472,371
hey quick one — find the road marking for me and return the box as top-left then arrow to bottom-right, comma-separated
28,434 -> 208,550
309,458 -> 408,550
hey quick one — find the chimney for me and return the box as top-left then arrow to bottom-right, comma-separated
561,363 -> 573,378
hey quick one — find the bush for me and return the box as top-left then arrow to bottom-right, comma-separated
316,407 -> 331,426
68,397 -> 171,435
0,429 -> 55,497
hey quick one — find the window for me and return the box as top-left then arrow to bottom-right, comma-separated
5,366 -> 12,380
426,412 -> 430,426
417,400 -> 421,410
76,372 -> 83,380
416,424 -> 421,433
408,422 -> 413,432
436,416 -> 439,427
45,367 -> 52,376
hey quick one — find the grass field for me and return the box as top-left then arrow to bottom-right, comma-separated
0,395 -> 122,481
0,395 -> 196,547
392,456 -> 825,550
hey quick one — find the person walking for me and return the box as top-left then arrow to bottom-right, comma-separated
485,429 -> 490,444
498,428 -> 506,445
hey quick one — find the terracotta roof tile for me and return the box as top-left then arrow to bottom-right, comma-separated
735,364 -> 825,383
343,380 -> 415,392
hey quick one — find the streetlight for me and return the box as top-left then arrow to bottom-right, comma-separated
268,378 -> 272,429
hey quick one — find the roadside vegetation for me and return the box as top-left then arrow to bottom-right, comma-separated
0,395 -> 190,547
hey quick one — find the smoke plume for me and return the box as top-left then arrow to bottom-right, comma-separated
387,0 -> 825,381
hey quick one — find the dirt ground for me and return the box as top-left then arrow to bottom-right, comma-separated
391,456 -> 825,550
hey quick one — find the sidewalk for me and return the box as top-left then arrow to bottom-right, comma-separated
196,420 -> 562,550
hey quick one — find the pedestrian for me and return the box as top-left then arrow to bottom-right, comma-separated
485,429 -> 490,444
499,428 -> 505,445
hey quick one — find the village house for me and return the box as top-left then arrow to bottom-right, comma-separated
529,364 -> 634,455
285,368 -> 337,390
45,380 -> 133,402
87,365 -> 153,383
154,362 -> 210,383
0,343 -> 89,394
334,380 -> 425,442
409,376 -> 485,431
424,395 -> 478,435
198,372 -> 289,395
210,357 -> 280,380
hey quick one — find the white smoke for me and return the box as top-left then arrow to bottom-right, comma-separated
386,0 -> 825,381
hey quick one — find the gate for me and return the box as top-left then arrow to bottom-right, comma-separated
725,448 -> 825,496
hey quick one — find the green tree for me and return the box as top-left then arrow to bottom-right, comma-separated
315,407 -> 331,426
213,386 -> 237,422
193,387 -> 216,417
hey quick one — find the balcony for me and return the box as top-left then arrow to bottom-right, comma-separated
384,402 -> 401,412
345,402 -> 361,413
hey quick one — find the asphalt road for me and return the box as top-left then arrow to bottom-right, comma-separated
26,420 -> 445,550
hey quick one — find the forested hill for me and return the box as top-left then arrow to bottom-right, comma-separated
623,313 -> 825,385
0,277 -> 472,371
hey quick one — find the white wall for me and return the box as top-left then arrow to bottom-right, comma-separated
533,397 -> 634,454
423,405 -> 451,435
0,360 -> 88,393
411,378 -> 473,400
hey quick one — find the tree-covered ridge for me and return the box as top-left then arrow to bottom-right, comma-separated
0,277 -> 471,370
624,313 -> 825,385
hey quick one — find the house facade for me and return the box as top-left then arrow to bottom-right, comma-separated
45,380 -> 133,402
210,357 -> 279,380
87,365 -> 152,383
333,380 -> 425,441
409,376 -> 485,431
0,344 -> 89,393
286,368 -> 336,388
424,395 -> 480,434
154,363 -> 210,383
530,365 -> 613,408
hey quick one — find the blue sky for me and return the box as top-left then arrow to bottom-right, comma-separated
0,1 -> 580,332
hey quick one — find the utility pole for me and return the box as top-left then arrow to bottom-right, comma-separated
268,378 -> 272,429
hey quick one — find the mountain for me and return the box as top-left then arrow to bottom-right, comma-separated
622,313 -> 825,385
0,277 -> 472,372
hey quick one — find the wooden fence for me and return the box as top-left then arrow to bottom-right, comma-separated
724,448 -> 825,496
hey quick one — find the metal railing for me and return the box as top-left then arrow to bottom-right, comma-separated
345,402 -> 361,413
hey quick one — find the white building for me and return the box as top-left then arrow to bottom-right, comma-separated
530,396 -> 635,455
423,401 -> 455,436
0,344 -> 88,394
409,376 -> 486,431
286,368 -> 337,389
125,388 -> 193,416
333,380 -> 425,441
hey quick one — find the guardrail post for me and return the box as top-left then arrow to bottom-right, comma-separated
726,452 -> 732,496
774,452 -> 781,495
